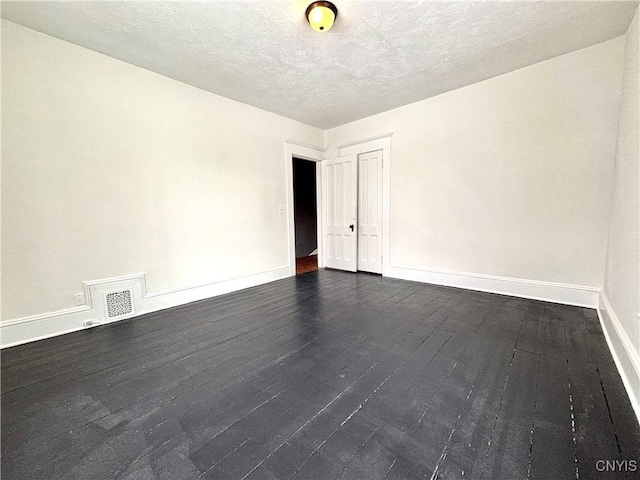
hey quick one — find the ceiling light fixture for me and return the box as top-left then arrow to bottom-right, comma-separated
306,1 -> 338,32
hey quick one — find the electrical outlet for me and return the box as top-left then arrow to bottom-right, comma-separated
74,293 -> 86,306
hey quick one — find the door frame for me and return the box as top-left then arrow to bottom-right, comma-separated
284,140 -> 325,277
337,133 -> 392,276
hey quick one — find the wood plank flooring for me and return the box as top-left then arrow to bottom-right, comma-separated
2,270 -> 639,479
296,256 -> 318,275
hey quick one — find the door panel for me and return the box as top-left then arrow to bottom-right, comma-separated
323,154 -> 358,272
358,150 -> 383,273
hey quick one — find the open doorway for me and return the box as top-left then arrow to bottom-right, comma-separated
293,157 -> 318,274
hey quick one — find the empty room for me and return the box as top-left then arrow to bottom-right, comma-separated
1,1 -> 639,479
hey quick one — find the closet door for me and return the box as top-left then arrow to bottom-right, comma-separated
322,154 -> 358,272
358,150 -> 383,274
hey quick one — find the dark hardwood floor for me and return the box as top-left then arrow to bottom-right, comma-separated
2,270 -> 639,480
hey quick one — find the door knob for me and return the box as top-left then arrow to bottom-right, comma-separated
349,224 -> 354,232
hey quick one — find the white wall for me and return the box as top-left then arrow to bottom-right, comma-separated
1,20 -> 323,323
326,37 -> 626,300
601,8 -> 640,419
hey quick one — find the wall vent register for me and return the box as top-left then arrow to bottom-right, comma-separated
104,289 -> 134,318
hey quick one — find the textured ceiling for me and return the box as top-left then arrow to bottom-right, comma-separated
2,1 -> 638,129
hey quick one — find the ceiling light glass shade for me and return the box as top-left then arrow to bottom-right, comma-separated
306,1 -> 338,32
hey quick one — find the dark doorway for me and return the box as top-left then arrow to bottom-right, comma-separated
293,158 -> 318,274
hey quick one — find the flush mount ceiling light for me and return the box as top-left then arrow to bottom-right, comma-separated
306,1 -> 338,32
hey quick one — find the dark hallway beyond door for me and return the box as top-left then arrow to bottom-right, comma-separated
293,158 -> 318,274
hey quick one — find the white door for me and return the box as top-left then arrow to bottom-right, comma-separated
322,154 -> 358,272
358,150 -> 383,273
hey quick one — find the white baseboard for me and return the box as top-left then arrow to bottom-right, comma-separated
385,265 -> 600,308
0,266 -> 291,349
597,292 -> 640,424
